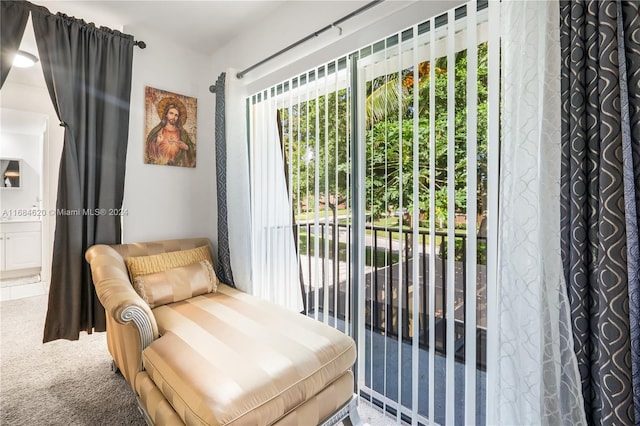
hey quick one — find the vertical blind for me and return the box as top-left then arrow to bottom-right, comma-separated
247,1 -> 499,424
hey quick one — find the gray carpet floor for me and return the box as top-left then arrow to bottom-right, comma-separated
0,294 -> 145,425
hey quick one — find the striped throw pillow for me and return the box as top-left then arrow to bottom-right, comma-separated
132,260 -> 217,308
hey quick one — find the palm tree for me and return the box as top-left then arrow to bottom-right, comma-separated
365,61 -> 431,127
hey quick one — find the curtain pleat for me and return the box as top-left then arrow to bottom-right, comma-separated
560,1 -> 638,424
213,72 -> 236,287
0,0 -> 30,88
30,6 -> 135,342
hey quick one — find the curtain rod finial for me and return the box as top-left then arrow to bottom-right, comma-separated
209,85 -> 216,93
135,40 -> 146,49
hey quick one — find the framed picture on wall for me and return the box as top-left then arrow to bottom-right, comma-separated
144,86 -> 197,167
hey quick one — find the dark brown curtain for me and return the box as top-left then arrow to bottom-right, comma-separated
0,0 -> 30,88
560,1 -> 640,424
30,5 -> 135,342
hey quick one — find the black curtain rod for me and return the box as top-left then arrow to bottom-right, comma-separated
209,0 -> 384,93
237,0 -> 383,79
24,1 -> 147,49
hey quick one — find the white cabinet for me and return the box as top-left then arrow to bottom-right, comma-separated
0,221 -> 41,276
4,231 -> 41,270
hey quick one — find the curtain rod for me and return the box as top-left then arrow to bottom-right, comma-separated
209,0 -> 384,93
24,1 -> 147,49
237,0 -> 384,79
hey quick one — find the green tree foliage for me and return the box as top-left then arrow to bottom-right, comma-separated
280,42 -> 489,229
365,43 -> 489,226
281,89 -> 350,220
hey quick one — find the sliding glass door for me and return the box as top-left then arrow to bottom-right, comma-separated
247,1 -> 499,424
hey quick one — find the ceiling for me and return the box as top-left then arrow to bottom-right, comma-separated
34,1 -> 290,56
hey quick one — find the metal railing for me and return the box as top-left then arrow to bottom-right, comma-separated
296,221 -> 487,370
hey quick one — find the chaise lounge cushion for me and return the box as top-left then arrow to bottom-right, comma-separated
142,284 -> 356,425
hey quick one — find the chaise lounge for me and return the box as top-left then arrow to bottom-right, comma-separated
86,237 -> 361,425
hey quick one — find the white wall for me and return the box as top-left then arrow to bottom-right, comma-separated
121,25 -> 216,245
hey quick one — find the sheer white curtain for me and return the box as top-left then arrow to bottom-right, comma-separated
492,1 -> 585,424
220,68 -> 301,311
223,68 -> 253,294
248,91 -> 303,312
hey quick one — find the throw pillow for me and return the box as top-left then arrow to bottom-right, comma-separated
125,245 -> 213,279
132,260 -> 217,308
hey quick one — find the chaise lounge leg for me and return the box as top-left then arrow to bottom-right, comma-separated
111,360 -> 120,374
342,403 -> 362,426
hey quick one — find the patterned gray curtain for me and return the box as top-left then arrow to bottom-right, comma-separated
0,0 -> 30,88
30,5 -> 135,342
559,1 -> 640,424
213,72 -> 236,287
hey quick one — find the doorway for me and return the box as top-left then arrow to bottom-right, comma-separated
0,16 -> 62,301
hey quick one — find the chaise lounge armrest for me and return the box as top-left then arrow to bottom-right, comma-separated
86,244 -> 159,346
86,244 -> 159,386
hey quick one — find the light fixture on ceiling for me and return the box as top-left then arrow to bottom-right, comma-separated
13,50 -> 39,68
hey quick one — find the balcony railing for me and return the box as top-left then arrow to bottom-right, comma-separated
297,221 -> 487,370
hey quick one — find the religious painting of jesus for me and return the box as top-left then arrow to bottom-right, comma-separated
144,87 -> 197,167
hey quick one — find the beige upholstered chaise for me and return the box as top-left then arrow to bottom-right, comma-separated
86,238 -> 361,426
